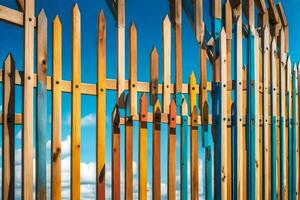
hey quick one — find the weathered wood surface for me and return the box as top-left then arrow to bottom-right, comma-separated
2,54 -> 15,200
97,10 -> 106,200
129,22 -> 137,115
163,15 -> 171,113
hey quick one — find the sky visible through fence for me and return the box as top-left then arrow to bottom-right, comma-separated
0,0 -> 299,199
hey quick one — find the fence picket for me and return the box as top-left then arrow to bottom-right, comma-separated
168,99 -> 176,199
150,48 -> 159,105
152,99 -> 161,200
180,97 -> 188,200
71,4 -> 81,199
112,106 -> 121,199
23,0 -> 35,198
190,106 -> 198,200
139,93 -> 148,200
163,15 -> 171,113
97,10 -> 106,199
129,22 -> 137,115
51,15 -> 62,200
287,56 -> 292,199
292,63 -> 297,199
189,71 -> 196,113
2,54 -> 15,200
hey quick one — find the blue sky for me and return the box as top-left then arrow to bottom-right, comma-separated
0,0 -> 298,199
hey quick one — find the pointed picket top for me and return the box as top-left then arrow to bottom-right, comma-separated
169,99 -> 177,129
130,22 -> 137,34
287,55 -> 291,68
151,47 -> 158,60
98,10 -> 106,26
181,96 -> 188,116
154,99 -> 161,114
112,105 -> 120,127
140,93 -> 148,122
38,9 -> 47,22
189,71 -> 197,112
4,53 -> 15,67
163,15 -> 171,27
263,25 -> 270,40
191,105 -> 198,127
220,27 -> 226,40
72,3 -> 81,17
54,15 -> 62,26
153,99 -> 161,125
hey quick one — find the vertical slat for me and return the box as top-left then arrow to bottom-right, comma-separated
212,0 -> 222,39
263,25 -> 271,200
2,54 -> 15,200
297,64 -> 300,198
287,58 -> 292,200
139,93 -> 148,200
271,38 -> 278,199
125,95 -> 133,200
71,4 -> 81,199
190,106 -> 198,200
51,15 -> 62,200
194,0 -> 203,43
168,99 -> 176,199
36,10 -> 47,200
97,10 -> 106,199
22,0 -> 35,198
150,48 -> 159,106
234,6 -> 244,199
292,64 -> 298,199
174,0 -> 182,105
163,15 -> 171,113
112,106 -> 120,199
129,22 -> 137,115
218,28 -> 228,198
189,71 -> 196,113
152,99 -> 161,200
180,97 -> 188,200
117,0 -> 125,107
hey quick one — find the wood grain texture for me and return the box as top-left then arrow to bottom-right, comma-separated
125,95 -> 133,200
0,5 -> 32,26
112,106 -> 121,200
97,10 -> 106,200
71,4 -> 81,199
190,106 -> 199,200
139,93 -> 148,200
51,15 -> 62,200
129,22 -> 137,115
163,15 -> 171,113
152,99 -> 161,200
2,54 -> 15,200
168,99 -> 176,199
36,10 -> 47,200
22,0 -> 35,198
150,47 -> 158,105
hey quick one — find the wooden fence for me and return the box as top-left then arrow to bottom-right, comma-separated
0,0 -> 299,199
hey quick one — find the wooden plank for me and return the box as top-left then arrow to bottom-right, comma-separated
97,10 -> 106,200
2,54 -> 15,200
22,0 -> 35,198
125,95 -> 133,200
267,0 -> 280,24
297,64 -> 300,199
0,5 -> 27,26
16,0 -> 24,11
168,99 -> 176,199
71,4 -> 81,199
194,0 -> 203,43
139,93 -> 148,200
276,3 -> 288,27
263,25 -> 271,200
51,15 -> 62,200
163,15 -> 171,113
180,97 -> 188,199
234,9 -> 245,199
36,9 -> 47,200
174,0 -> 182,106
152,99 -> 161,200
292,64 -> 298,199
219,28 -> 228,198
117,0 -> 125,107
112,106 -> 121,199
189,71 -> 197,113
190,106 -> 199,199
212,0 -> 222,19
129,22 -> 137,115
150,47 -> 159,105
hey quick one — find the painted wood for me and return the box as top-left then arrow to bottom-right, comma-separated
163,15 -> 171,113
71,4 -> 81,199
287,57 -> 292,200
2,54 -> 15,200
129,22 -> 137,115
194,0 -> 203,43
125,95 -> 133,200
150,47 -> 159,105
36,9 -> 47,200
168,99 -> 176,199
112,106 -> 121,200
292,64 -> 297,199
190,106 -> 199,200
180,97 -> 188,200
153,99 -> 161,200
117,0 -> 125,107
139,93 -> 148,200
22,0 -> 35,198
263,25 -> 271,200
189,71 -> 197,113
51,15 -> 62,200
97,10 -> 106,200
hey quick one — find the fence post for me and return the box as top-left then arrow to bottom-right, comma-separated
168,99 -> 176,199
2,54 -> 15,200
153,99 -> 161,200
129,22 -> 137,115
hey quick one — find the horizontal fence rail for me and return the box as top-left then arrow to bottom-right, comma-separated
0,0 -> 300,199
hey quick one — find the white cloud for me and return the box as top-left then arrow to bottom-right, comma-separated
47,135 -> 71,157
16,130 -> 22,139
81,113 -> 96,127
